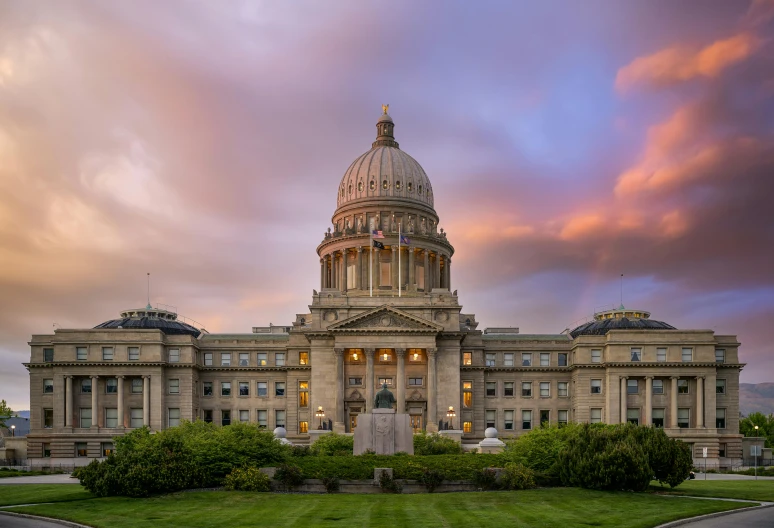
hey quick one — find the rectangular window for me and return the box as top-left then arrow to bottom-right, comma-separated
408,377 -> 423,386
299,421 -> 309,433
275,353 -> 285,366
348,377 -> 363,386
221,410 -> 231,426
380,262 -> 391,286
540,382 -> 550,398
102,347 -> 114,361
221,382 -> 231,396
558,410 -> 568,426
486,410 -> 496,428
203,382 -> 213,396
77,347 -> 87,361
627,379 -> 638,394
239,353 -> 249,366
678,379 -> 689,394
257,410 -> 268,428
299,381 -> 309,407
590,408 -> 602,424
168,349 -> 180,363
299,351 -> 309,365
101,442 -> 114,457
169,379 -> 180,394
522,353 -> 532,366
463,421 -> 472,433
239,410 -> 249,423
486,382 -> 496,397
558,353 -> 568,367
462,352 -> 472,366
204,353 -> 213,366
257,353 -> 267,366
275,410 -> 286,428
43,379 -> 54,393
503,353 -> 514,367
522,382 -> 532,397
504,410 -> 514,430
105,408 -> 117,428
81,378 -> 92,394
128,347 -> 139,361
43,408 -> 53,428
715,349 -> 725,363
130,408 -> 143,428
275,382 -> 286,396
591,379 -> 602,394
203,410 -> 213,423
76,442 -> 88,457
652,379 -> 664,394
681,348 -> 692,362
716,408 -> 726,429
540,410 -> 550,426
558,382 -> 568,397
221,353 -> 231,366
627,408 -> 639,425
540,353 -> 550,367
44,348 -> 54,362
652,408 -> 665,428
132,378 -> 143,393
463,381 -> 472,408
719,443 -> 726,458
80,408 -> 92,428
657,347 -> 667,362
378,377 -> 393,387
716,379 -> 726,394
42,443 -> 51,457
257,382 -> 268,397
677,408 -> 690,428
504,381 -> 514,397
630,348 -> 642,362
485,353 -> 496,367
591,349 -> 601,363
522,410 -> 532,430
239,382 -> 249,396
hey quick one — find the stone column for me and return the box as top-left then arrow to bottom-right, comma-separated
446,257 -> 451,290
705,372 -> 717,430
356,247 -> 363,290
91,376 -> 99,429
408,247 -> 415,289
65,376 -> 73,428
365,348 -> 375,412
334,348 -> 345,428
341,250 -> 348,292
143,376 -> 151,427
620,376 -> 627,424
395,348 -> 406,413
696,376 -> 704,428
331,253 -> 337,289
373,248 -> 381,288
391,246 -> 398,289
320,258 -> 325,290
434,253 -> 441,288
117,376 -> 125,428
670,377 -> 678,428
645,376 -> 653,427
427,348 -> 438,432
423,250 -> 430,291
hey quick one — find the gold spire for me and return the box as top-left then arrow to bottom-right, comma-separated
381,103 -> 389,115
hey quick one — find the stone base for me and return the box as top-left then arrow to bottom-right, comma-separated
439,430 -> 463,444
478,437 -> 505,454
309,430 -> 352,445
353,409 -> 414,455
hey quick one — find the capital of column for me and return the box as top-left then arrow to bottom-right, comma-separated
357,246 -> 363,253
670,376 -> 679,380
65,375 -> 73,379
143,375 -> 151,379
90,375 -> 100,380
391,246 -> 397,253
116,375 -> 125,379
394,348 -> 406,358
427,347 -> 438,358
364,348 -> 375,358
695,375 -> 705,380
645,376 -> 653,380
333,348 -> 345,358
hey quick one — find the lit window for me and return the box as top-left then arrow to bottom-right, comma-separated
104,408 -> 117,428
590,408 -> 602,424
558,353 -> 568,366
299,381 -> 309,407
486,382 -> 496,396
652,408 -> 664,428
43,379 -> 54,393
504,381 -> 514,397
204,353 -> 213,366
715,349 -> 725,363
81,379 -> 92,394
627,379 -> 638,394
380,351 -> 391,363
128,347 -> 139,361
652,379 -> 664,394
358,181 -> 363,192
168,349 -> 180,363
257,382 -> 268,396
409,350 -> 422,362
485,353 -> 496,367
257,410 -> 268,428
43,408 -> 53,428
202,410 -> 213,424
716,408 -> 726,429
239,410 -> 249,423
462,352 -> 472,365
558,382 -> 568,397
275,382 -> 285,396
591,379 -> 601,394
522,353 -> 532,366
716,379 -> 726,394
106,378 -> 117,394
677,408 -> 689,428
102,347 -> 114,361
80,408 -> 92,428
630,348 -> 641,362
132,378 -> 143,393
486,410 -> 496,428
558,410 -> 568,426
681,348 -> 693,362
504,410 -> 514,430
370,180 -> 375,191
221,410 -> 231,426
540,382 -> 550,397
463,421 -> 472,433
522,410 -> 532,430
221,382 -> 231,396
76,347 -> 87,361
101,442 -> 114,457
627,408 -> 639,425
43,348 -> 54,362
299,421 -> 309,433
299,352 -> 309,365
522,382 -> 532,397
239,353 -> 249,366
169,379 -> 179,394
503,353 -> 514,367
257,353 -> 267,366
239,382 -> 249,396
382,180 -> 388,190
203,382 -> 213,396
657,348 -> 667,362
540,353 -> 550,367
75,442 -> 87,457
678,379 -> 689,394
275,353 -> 285,366
463,381 -> 472,408
591,349 -> 601,363
275,410 -> 286,428
378,377 -> 393,387
221,353 -> 231,366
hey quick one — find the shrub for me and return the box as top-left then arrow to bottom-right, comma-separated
309,433 -> 354,456
274,463 -> 304,491
630,426 -> 692,488
223,466 -> 271,492
472,467 -> 499,490
378,471 -> 402,494
321,476 -> 340,493
413,432 -> 465,455
419,468 -> 445,492
500,463 -> 537,490
503,424 -> 578,483
290,445 -> 311,457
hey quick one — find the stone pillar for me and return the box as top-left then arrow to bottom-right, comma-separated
334,348 -> 345,429
341,250 -> 348,292
373,248 -> 381,288
434,253 -> 441,289
408,247 -> 415,289
696,376 -> 704,428
645,376 -> 653,427
423,250 -> 430,291
91,376 -> 99,429
320,258 -> 325,290
65,376 -> 73,428
427,348 -> 438,432
356,247 -> 363,290
117,376 -> 125,428
391,246 -> 398,289
446,257 -> 451,290
620,376 -> 627,424
331,253 -> 337,289
396,348 -> 406,413
705,372 -> 717,430
670,377 -> 678,428
143,376 -> 151,427
365,348 -> 375,412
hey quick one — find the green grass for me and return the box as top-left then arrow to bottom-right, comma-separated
651,480 -> 774,502
0,484 -> 93,507
10,488 -> 752,528
0,469 -> 66,478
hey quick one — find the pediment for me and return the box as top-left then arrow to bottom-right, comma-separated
328,305 -> 442,333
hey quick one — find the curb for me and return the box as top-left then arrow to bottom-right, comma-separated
0,511 -> 93,528
654,501 -> 774,527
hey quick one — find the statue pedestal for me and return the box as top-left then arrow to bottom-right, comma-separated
353,409 -> 414,455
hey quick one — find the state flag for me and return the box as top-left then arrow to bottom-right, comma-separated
400,235 -> 410,245
373,240 -> 385,249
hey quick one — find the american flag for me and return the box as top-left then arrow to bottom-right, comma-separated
372,230 -> 385,239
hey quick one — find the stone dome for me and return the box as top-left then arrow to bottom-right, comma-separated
335,110 -> 434,213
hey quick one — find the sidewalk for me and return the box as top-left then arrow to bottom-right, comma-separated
0,474 -> 77,485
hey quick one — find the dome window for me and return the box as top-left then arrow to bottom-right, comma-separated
408,182 -> 412,192
419,185 -> 423,194
358,181 -> 363,192
348,184 -> 352,194
370,180 -> 375,191
382,180 -> 388,190
341,187 -> 345,197
396,181 -> 401,190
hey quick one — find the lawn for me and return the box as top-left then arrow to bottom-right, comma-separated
8,487 -> 751,528
650,480 -> 774,502
0,484 -> 94,507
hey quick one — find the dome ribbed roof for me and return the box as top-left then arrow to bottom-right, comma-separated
94,307 -> 202,337
569,317 -> 676,338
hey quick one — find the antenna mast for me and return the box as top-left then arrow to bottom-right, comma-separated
620,273 -> 623,307
147,272 -> 151,309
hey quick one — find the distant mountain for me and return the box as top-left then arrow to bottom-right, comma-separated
14,410 -> 30,419
740,384 -> 774,416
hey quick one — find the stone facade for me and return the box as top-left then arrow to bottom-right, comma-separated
24,110 -> 744,468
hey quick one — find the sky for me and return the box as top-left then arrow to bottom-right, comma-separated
1,0 -> 773,410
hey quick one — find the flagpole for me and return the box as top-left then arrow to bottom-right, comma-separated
369,219 -> 373,297
398,220 -> 401,298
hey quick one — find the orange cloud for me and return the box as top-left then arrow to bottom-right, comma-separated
559,215 -> 605,240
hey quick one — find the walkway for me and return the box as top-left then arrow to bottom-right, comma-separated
0,475 -> 76,485
675,506 -> 774,527
0,512 -> 78,527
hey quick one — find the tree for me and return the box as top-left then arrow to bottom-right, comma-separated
0,400 -> 14,431
740,412 -> 774,448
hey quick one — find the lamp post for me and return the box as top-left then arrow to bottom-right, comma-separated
447,406 -> 456,430
754,425 -> 759,480
10,425 -> 15,437
316,406 -> 325,430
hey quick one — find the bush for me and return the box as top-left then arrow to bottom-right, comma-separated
630,426 -> 692,488
472,468 -> 499,490
378,471 -> 402,494
223,466 -> 271,492
274,463 -> 304,491
419,468 -> 445,492
321,476 -> 340,493
309,433 -> 354,456
500,463 -> 537,490
503,424 -> 578,483
413,432 -> 465,455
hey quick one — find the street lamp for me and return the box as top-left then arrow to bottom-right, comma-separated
316,406 -> 325,430
754,425 -> 759,480
447,406 -> 456,430
10,425 -> 15,437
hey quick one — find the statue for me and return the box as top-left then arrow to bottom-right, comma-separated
382,103 -> 389,115
390,215 -> 397,232
374,383 -> 396,409
408,216 -> 414,234
357,216 -> 363,232
420,218 -> 427,235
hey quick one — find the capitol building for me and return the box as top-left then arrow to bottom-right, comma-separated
26,109 -> 743,467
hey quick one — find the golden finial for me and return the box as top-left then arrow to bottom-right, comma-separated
382,103 -> 389,115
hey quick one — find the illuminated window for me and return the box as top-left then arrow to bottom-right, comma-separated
409,350 -> 422,362
462,352 -> 472,365
382,180 -> 388,190
370,180 -> 375,191
101,442 -> 114,457
299,352 -> 309,365
378,377 -> 393,387
299,421 -> 309,433
463,381 -> 472,408
257,353 -> 267,366
358,181 -> 363,192
463,421 -> 472,433
299,381 -> 309,407
75,442 -> 87,457
380,350 -> 392,362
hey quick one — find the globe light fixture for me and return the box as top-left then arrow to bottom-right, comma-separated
447,406 -> 456,429
315,406 -> 325,430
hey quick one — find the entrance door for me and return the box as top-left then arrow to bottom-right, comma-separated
349,414 -> 358,433
410,414 -> 423,433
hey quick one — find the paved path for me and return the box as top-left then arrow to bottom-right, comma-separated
0,475 -> 76,485
676,506 -> 774,527
692,473 -> 774,480
0,512 -> 75,527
